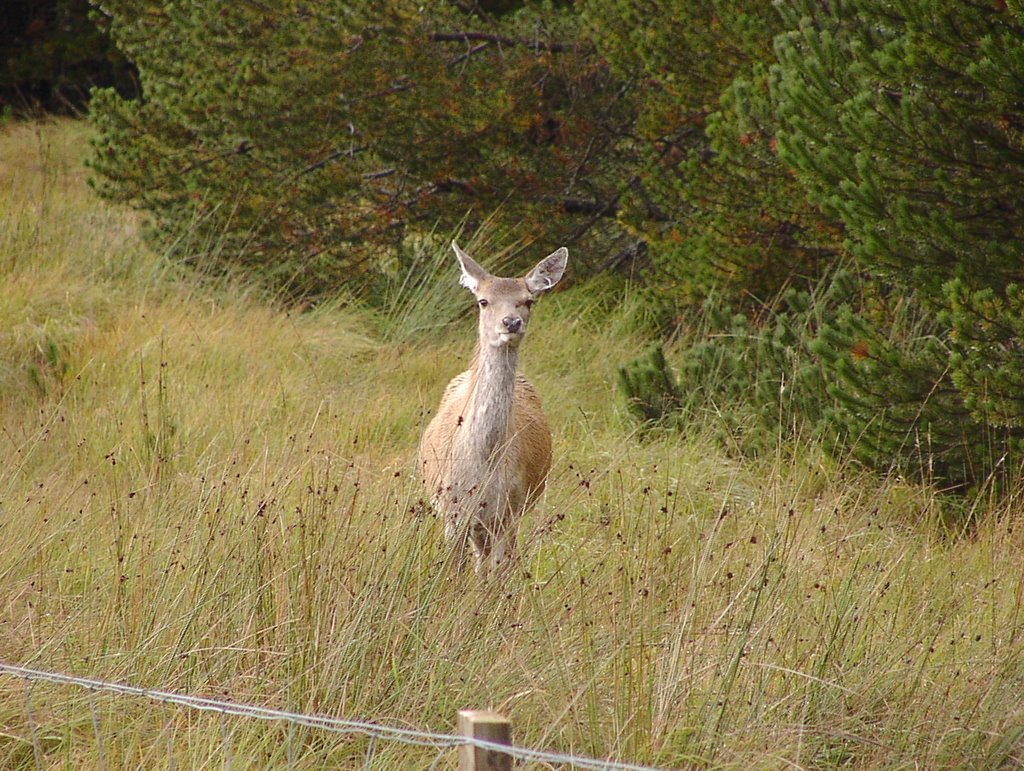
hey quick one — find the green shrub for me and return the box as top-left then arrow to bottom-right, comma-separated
88,0 -> 632,300
773,0 -> 1024,492
621,278 -> 843,455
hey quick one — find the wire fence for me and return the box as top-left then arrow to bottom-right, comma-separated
0,662 -> 665,770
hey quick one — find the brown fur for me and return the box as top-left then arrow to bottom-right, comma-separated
420,370 -> 552,562
419,243 -> 566,577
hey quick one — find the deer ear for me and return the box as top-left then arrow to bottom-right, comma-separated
452,241 -> 488,293
525,247 -> 567,294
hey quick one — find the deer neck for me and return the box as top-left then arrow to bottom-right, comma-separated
459,343 -> 519,460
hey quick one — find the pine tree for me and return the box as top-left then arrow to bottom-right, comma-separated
88,1 -> 634,298
583,0 -> 841,309
586,0 -> 846,457
773,0 -> 1024,490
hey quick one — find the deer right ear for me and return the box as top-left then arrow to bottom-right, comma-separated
452,241 -> 488,293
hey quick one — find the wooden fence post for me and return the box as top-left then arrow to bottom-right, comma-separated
457,709 -> 512,771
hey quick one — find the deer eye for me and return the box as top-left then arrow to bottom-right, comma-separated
523,298 -> 535,308
478,299 -> 489,308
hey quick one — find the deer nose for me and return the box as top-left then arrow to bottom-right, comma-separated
502,316 -> 523,334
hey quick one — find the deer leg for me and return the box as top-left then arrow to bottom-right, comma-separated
444,514 -> 473,573
485,520 -> 516,573
469,520 -> 491,577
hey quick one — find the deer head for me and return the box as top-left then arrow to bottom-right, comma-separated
452,241 -> 567,349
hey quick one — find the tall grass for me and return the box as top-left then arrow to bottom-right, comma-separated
2,119 -> 1024,768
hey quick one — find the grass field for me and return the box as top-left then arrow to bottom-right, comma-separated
2,119 -> 1024,769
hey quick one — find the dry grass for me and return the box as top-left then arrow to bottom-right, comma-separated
2,119 -> 1024,769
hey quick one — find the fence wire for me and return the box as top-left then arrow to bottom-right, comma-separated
0,662 -> 664,771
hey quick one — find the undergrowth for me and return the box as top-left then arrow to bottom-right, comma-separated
1,120 -> 1023,769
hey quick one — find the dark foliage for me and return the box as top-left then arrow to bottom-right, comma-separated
0,0 -> 136,113
87,1 -> 639,297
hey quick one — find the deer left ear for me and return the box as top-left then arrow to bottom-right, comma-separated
525,247 -> 568,294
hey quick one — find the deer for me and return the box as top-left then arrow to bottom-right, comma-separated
419,241 -> 567,579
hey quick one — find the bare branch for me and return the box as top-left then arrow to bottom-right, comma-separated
429,31 -> 575,53
449,42 -> 491,67
179,140 -> 256,175
297,144 -> 369,177
562,198 -> 619,217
